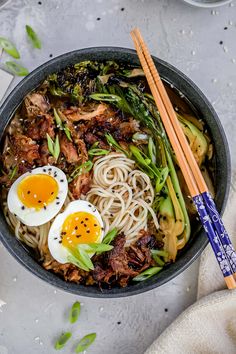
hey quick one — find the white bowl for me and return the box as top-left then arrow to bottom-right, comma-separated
181,0 -> 231,7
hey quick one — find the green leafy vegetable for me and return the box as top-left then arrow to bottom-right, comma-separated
46,133 -> 60,161
0,37 -> 20,58
75,333 -> 96,353
68,161 -> 93,183
69,301 -> 81,324
25,25 -> 42,49
103,228 -> 118,244
5,61 -> 28,76
54,332 -> 72,350
88,148 -> 109,156
133,267 -> 162,282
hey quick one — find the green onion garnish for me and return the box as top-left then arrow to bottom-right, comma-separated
9,165 -> 18,180
5,61 -> 29,76
75,333 -> 96,353
25,25 -> 42,49
0,37 -> 20,58
46,133 -> 60,161
90,93 -> 121,102
68,161 -> 93,183
103,228 -> 118,245
54,332 -> 72,350
105,133 -> 128,155
88,148 -> 109,156
69,301 -> 81,324
133,267 -> 162,282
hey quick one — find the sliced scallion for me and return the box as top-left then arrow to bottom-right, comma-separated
54,332 -> 72,350
25,25 -> 41,49
75,333 -> 96,353
0,37 -> 20,58
132,267 -> 162,282
103,228 -> 118,245
69,301 -> 81,324
5,61 -> 28,76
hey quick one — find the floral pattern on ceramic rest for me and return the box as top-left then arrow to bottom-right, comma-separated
202,191 -> 236,273
193,194 -> 234,277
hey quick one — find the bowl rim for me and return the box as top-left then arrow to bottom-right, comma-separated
0,46 -> 231,298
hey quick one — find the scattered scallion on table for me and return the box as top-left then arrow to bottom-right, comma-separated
0,37 -> 20,58
5,61 -> 29,76
54,332 -> 72,350
25,25 -> 42,49
69,301 -> 81,324
75,333 -> 97,353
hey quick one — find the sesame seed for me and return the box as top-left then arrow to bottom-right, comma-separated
56,202 -> 60,205
86,231 -> 90,233
81,221 -> 84,224
84,224 -> 87,227
88,204 -> 92,207
85,218 -> 88,221
44,206 -> 46,210
54,237 -> 57,240
76,235 -> 81,238
21,206 -> 25,210
60,179 -> 64,182
51,192 -> 54,195
75,226 -> 78,230
59,241 -> 62,244
49,168 -> 52,171
43,169 -> 46,172
27,191 -> 30,194
38,200 -> 42,203
56,197 -> 59,200
34,194 -> 37,198
94,224 -> 97,227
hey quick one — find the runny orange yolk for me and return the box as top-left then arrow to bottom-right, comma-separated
61,212 -> 101,248
17,174 -> 59,210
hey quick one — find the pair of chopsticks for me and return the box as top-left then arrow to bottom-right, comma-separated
131,28 -> 236,289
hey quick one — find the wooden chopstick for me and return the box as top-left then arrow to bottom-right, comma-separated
131,28 -> 236,289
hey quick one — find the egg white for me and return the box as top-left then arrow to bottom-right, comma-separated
48,200 -> 104,264
7,166 -> 68,227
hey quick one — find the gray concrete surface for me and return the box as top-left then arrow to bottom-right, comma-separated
0,1 -> 235,353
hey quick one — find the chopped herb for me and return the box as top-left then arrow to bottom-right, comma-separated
54,332 -> 72,350
0,37 -> 20,58
25,25 -> 42,49
69,301 -> 81,324
75,333 -> 96,353
105,133 -> 128,155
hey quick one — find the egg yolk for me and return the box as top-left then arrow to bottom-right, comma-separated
61,212 -> 101,249
17,174 -> 59,210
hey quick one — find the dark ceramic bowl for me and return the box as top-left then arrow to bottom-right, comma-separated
0,47 -> 231,298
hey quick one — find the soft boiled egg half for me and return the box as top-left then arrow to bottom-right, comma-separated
7,166 -> 68,226
48,200 -> 104,264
